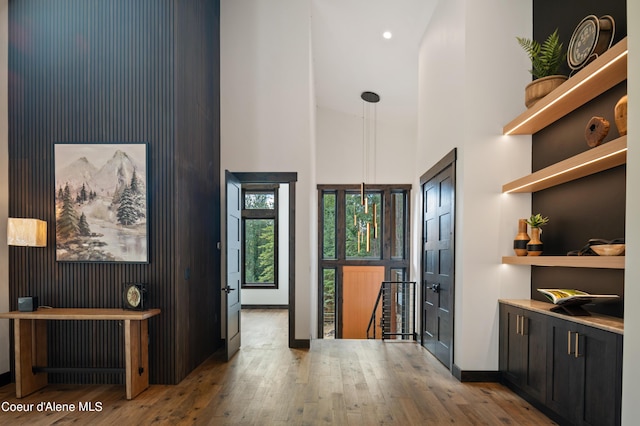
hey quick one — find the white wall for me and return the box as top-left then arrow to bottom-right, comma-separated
0,0 -> 9,376
220,0 -> 313,340
316,107 -> 416,185
622,1 -> 640,422
241,184 -> 289,306
416,0 -> 532,371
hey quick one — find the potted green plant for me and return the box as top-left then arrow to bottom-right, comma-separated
517,29 -> 567,108
526,213 -> 549,256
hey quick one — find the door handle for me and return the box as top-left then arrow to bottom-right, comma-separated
431,283 -> 441,293
222,286 -> 236,294
567,331 -> 572,355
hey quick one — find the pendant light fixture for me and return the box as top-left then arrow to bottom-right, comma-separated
360,91 -> 379,208
356,91 -> 380,253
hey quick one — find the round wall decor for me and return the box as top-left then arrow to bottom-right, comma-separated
567,15 -> 615,72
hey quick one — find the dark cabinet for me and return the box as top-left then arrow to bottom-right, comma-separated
499,303 -> 547,402
499,302 -> 623,426
547,317 -> 623,426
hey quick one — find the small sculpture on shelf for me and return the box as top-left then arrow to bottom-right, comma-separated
567,238 -> 625,256
585,116 -> 610,147
526,213 -> 549,256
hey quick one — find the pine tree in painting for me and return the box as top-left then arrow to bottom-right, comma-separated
130,169 -> 146,220
117,185 -> 138,226
78,212 -> 91,236
130,169 -> 139,193
80,183 -> 88,203
57,183 -> 79,239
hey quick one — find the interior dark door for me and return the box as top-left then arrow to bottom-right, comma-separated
422,162 -> 455,369
225,171 -> 242,360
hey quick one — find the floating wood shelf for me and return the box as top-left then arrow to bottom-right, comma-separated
503,37 -> 628,135
502,136 -> 627,193
502,256 -> 625,269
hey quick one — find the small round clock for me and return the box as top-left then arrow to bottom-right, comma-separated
123,283 -> 147,311
568,15 -> 615,72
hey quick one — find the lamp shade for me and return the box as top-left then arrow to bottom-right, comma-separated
7,218 -> 47,247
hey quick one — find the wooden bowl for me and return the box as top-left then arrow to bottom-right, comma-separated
591,244 -> 625,256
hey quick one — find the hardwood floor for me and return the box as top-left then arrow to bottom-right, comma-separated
0,309 -> 556,425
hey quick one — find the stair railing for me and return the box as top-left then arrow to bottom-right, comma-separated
366,281 -> 416,340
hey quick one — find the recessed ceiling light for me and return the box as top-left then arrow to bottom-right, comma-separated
383,31 -> 392,40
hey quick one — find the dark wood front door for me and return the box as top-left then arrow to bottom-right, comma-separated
341,266 -> 386,339
421,151 -> 455,369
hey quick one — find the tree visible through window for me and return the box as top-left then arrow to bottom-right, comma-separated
242,186 -> 278,288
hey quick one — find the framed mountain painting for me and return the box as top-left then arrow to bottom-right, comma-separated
54,143 -> 148,263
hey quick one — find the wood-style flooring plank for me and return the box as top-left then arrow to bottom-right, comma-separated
0,309 -> 557,425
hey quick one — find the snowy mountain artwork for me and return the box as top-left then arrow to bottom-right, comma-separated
55,143 -> 148,262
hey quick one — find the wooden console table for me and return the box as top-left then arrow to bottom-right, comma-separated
0,308 -> 161,400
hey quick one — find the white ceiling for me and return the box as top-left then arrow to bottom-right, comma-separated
311,0 -> 438,122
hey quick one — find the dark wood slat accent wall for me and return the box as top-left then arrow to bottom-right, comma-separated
7,0 -> 221,385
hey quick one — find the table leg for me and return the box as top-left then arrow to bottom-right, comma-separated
124,319 -> 149,399
14,319 -> 47,398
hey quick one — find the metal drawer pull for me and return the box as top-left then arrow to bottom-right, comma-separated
567,331 -> 572,355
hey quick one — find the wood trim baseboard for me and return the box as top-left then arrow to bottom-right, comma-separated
0,371 -> 10,387
290,339 -> 310,349
452,364 -> 500,382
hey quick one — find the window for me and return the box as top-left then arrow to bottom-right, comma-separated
317,184 -> 411,338
322,192 -> 336,259
322,268 -> 336,339
345,191 -> 382,259
242,184 -> 278,289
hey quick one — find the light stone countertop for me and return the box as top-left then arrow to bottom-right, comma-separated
499,299 -> 623,335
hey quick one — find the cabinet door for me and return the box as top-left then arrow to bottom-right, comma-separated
547,317 -> 584,423
547,318 -> 622,426
499,304 -> 546,403
579,324 -> 622,426
521,310 -> 546,402
499,304 -> 525,385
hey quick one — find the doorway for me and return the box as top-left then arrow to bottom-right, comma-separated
341,266 -> 385,339
224,172 -> 299,360
420,149 -> 456,369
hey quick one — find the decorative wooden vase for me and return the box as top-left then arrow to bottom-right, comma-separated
614,94 -> 627,136
513,219 -> 530,256
527,227 -> 543,256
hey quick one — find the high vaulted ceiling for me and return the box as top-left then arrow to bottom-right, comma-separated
311,0 -> 438,122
